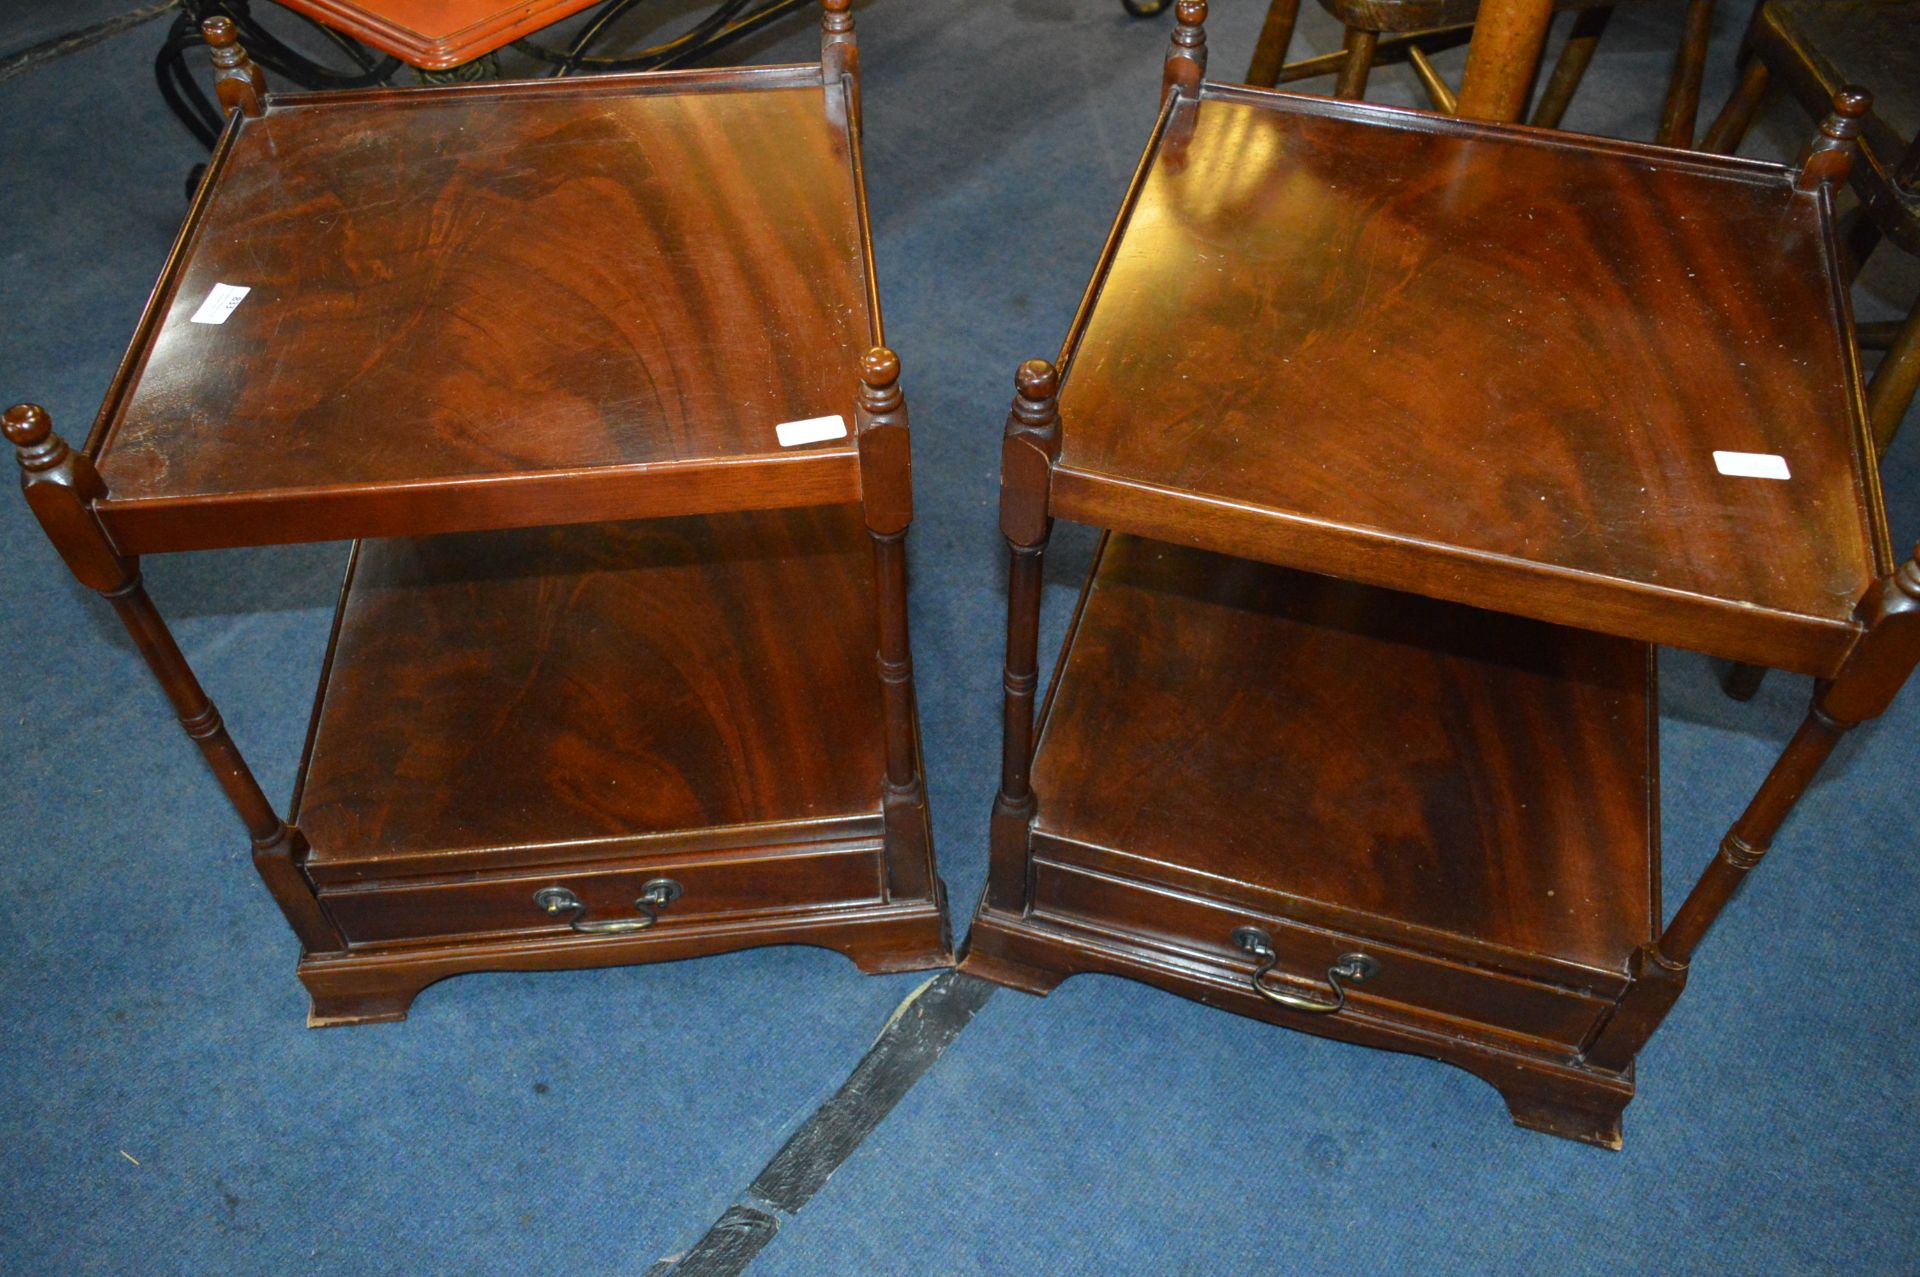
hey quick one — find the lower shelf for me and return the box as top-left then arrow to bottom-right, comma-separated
1029,534 -> 1659,991
278,507 -> 949,1018
967,534 -> 1662,1146
293,507 -> 892,884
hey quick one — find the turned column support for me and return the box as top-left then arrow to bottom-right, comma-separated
985,360 -> 1062,914
1162,0 -> 1208,105
854,349 -> 933,900
5,405 -> 342,954
202,17 -> 267,120
1584,549 -> 1920,1072
821,0 -> 860,138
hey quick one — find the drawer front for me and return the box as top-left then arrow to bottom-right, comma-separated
323,845 -> 885,946
1032,858 -> 1608,1051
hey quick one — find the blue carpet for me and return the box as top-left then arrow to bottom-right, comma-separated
3,1 -> 1918,1273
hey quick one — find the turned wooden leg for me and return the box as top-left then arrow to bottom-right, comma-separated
1585,552 -> 1920,1072
6,406 -> 343,955
1333,28 -> 1378,100
1245,0 -> 1302,88
1655,0 -> 1716,148
1529,6 -> 1609,128
985,361 -> 1062,916
854,348 -> 939,905
1700,57 -> 1770,154
1455,0 -> 1553,122
1867,297 -> 1920,458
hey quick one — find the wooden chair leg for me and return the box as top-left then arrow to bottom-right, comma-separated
1333,27 -> 1378,100
1529,5 -> 1610,129
1700,57 -> 1770,154
1655,0 -> 1716,147
1455,0 -> 1553,122
1867,298 -> 1920,458
1246,0 -> 1303,88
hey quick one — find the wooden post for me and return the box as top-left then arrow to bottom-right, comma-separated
1163,0 -> 1208,104
1584,550 -> 1920,1072
201,16 -> 266,119
821,0 -> 860,137
1796,87 -> 1870,193
1867,298 -> 1920,458
1333,28 -> 1378,101
5,405 -> 343,954
1245,0 -> 1302,89
1701,58 -> 1770,155
1530,6 -> 1610,129
985,361 -> 1061,914
1455,0 -> 1553,123
854,350 -> 934,900
1654,0 -> 1716,148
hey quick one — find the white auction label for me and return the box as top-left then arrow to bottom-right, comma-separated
1712,450 -> 1791,480
189,283 -> 251,325
775,414 -> 848,447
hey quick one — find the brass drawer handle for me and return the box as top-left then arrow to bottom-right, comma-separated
1231,926 -> 1378,1014
534,880 -> 683,934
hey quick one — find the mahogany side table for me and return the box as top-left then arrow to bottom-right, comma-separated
961,1 -> 1919,1148
9,1 -> 949,1027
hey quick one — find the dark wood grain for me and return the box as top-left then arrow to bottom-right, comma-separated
321,842 -> 885,945
1054,86 -> 1878,676
294,508 -> 888,874
1029,535 -> 1656,980
91,67 -> 871,551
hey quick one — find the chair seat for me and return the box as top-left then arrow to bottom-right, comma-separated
1321,0 -> 1615,34
1050,87 -> 1879,676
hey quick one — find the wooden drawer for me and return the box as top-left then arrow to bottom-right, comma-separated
321,844 -> 886,946
1031,857 -> 1610,1052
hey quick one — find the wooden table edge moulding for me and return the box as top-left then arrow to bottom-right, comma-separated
959,0 -> 1920,1148
7,1 -> 952,1028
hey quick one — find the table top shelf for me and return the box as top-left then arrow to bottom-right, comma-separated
291,506 -> 889,886
1051,84 -> 1887,678
87,65 -> 878,555
1031,533 -> 1659,989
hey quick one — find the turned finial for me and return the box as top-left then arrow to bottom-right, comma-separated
1012,359 -> 1059,427
1797,86 -> 1869,192
859,346 -> 903,412
4,404 -> 67,473
821,0 -> 860,134
202,16 -> 267,119
1163,0 -> 1208,104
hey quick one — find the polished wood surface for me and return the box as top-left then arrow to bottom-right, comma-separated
9,5 -> 951,1026
1029,535 -> 1655,981
295,509 -> 886,875
964,11 -> 1920,1149
91,68 -> 873,552
275,0 -> 607,70
320,842 -> 885,945
1054,85 -> 1879,676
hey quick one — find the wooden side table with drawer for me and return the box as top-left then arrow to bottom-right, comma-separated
961,1 -> 1919,1148
8,1 -> 949,1027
